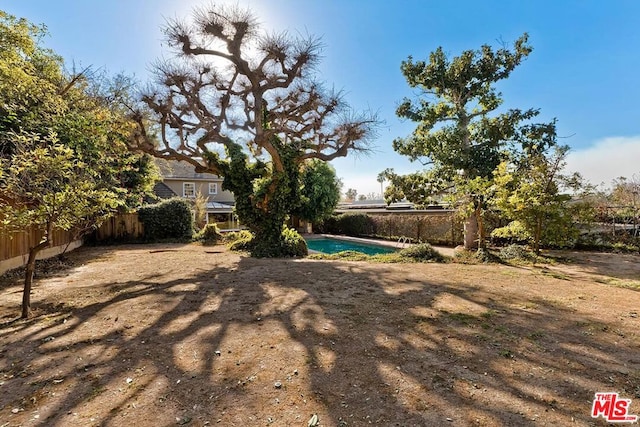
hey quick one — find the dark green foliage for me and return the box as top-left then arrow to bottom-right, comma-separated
498,244 -> 535,262
327,214 -> 377,237
319,213 -> 462,246
398,243 -> 444,262
138,198 -> 193,241
224,227 -> 307,257
315,215 -> 340,234
294,159 -> 342,223
217,140 -> 303,257
194,223 -> 222,245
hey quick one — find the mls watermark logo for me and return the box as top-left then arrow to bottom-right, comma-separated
591,392 -> 638,423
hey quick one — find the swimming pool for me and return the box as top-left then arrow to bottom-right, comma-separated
305,237 -> 396,255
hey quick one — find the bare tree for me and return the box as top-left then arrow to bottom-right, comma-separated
130,5 -> 377,256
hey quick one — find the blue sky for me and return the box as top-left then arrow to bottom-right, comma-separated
3,0 -> 640,195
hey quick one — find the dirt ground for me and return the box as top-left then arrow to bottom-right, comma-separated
0,243 -> 638,426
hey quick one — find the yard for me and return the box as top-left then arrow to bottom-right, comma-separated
0,244 -> 638,426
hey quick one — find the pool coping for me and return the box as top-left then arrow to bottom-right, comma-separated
304,234 -> 413,254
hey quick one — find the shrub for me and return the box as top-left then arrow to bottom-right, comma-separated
281,227 -> 308,257
225,230 -> 255,252
498,244 -> 534,262
316,213 -> 376,236
225,228 -> 307,257
490,220 -> 531,245
194,223 -> 222,245
316,215 -> 340,234
337,213 -> 376,236
138,198 -> 194,241
398,243 -> 445,262
453,247 -> 500,264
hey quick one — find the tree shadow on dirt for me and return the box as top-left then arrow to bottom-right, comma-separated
544,250 -> 640,283
0,245 -> 638,426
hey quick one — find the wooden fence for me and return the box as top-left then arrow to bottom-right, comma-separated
0,213 -> 144,274
93,213 -> 144,241
0,225 -> 81,274
0,226 -> 76,263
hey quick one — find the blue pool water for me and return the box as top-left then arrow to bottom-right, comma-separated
306,238 -> 396,255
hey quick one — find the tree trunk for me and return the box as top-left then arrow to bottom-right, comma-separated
463,212 -> 479,250
22,238 -> 50,319
476,207 -> 486,250
533,216 -> 542,255
251,215 -> 287,257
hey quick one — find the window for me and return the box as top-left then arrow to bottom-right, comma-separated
183,182 -> 195,198
208,182 -> 218,195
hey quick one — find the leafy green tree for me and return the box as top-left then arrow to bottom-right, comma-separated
492,145 -> 585,253
0,11 -> 157,318
130,5 -> 376,257
1,133 -> 123,318
0,10 -> 63,155
387,33 -> 556,249
294,159 -> 341,223
345,188 -> 358,202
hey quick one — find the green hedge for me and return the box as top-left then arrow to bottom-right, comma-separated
138,198 -> 194,241
318,213 -> 376,237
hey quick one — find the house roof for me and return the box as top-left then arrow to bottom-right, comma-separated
152,182 -> 177,200
206,201 -> 234,212
155,158 -> 222,180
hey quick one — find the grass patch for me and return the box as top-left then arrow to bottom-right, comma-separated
528,330 -> 545,340
446,312 -> 477,325
481,309 -> 498,319
308,243 -> 448,263
596,278 -> 640,291
539,268 -> 570,281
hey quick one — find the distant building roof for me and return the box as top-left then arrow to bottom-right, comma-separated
338,199 -> 415,210
155,158 -> 222,180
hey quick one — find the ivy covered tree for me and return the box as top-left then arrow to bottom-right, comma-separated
130,5 -> 376,257
385,33 -> 556,249
0,11 -> 157,318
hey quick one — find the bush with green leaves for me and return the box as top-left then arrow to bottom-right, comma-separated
138,198 -> 194,241
398,243 -> 444,262
224,230 -> 255,252
498,244 -> 534,262
319,213 -> 377,237
225,227 -> 307,257
490,220 -> 531,245
281,227 -> 308,257
194,223 -> 222,245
